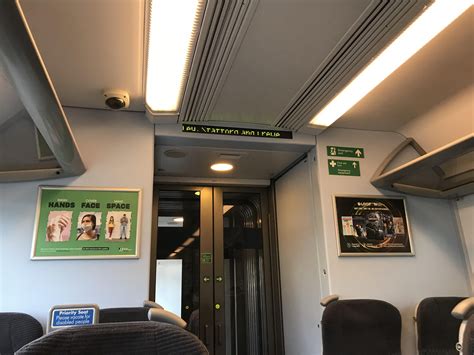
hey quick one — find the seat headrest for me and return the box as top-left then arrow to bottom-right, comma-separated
452,297 -> 474,320
16,321 -> 208,354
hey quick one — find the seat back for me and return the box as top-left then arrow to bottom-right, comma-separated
99,307 -> 149,323
321,299 -> 401,355
451,297 -> 474,355
416,297 -> 466,355
16,321 -> 208,355
0,312 -> 43,355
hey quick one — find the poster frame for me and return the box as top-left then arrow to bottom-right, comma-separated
31,185 -> 142,260
332,194 -> 414,257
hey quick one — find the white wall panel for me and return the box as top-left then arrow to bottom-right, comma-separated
0,108 -> 154,327
314,128 -> 471,355
455,194 -> 474,292
275,157 -> 323,355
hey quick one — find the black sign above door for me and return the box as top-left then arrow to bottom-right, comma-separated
182,123 -> 293,139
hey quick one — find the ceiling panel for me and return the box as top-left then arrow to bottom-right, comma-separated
19,0 -> 145,111
333,7 -> 474,131
208,0 -> 372,125
155,145 -> 303,180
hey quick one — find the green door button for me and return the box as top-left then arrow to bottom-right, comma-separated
215,303 -> 221,310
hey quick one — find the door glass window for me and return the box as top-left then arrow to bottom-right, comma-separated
223,192 -> 268,355
156,190 -> 200,335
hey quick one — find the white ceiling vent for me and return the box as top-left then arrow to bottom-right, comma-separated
180,0 -> 260,122
275,0 -> 431,131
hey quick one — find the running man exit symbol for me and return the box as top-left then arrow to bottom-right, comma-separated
327,146 -> 365,158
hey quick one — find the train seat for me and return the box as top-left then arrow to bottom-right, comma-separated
320,295 -> 401,355
16,321 -> 208,354
99,303 -> 187,329
415,297 -> 466,355
452,297 -> 474,355
0,312 -> 43,355
99,307 -> 149,323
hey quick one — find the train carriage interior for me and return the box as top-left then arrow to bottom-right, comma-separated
0,0 -> 473,354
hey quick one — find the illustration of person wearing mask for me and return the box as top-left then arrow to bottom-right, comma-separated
46,214 -> 71,242
107,216 -> 115,239
77,214 -> 98,241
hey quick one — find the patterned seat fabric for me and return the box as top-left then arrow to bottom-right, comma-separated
0,312 -> 43,355
16,321 -> 209,355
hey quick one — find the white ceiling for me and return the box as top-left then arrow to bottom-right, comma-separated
19,0 -> 145,111
10,0 -> 474,132
334,7 -> 474,131
155,144 -> 304,180
208,0 -> 371,125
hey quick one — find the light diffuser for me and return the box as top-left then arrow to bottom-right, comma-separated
310,0 -> 472,127
145,0 -> 205,113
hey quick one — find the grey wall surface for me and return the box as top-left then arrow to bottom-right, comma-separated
455,194 -> 474,291
0,108 -> 154,327
314,127 -> 471,355
275,156 -> 325,355
398,84 -> 474,292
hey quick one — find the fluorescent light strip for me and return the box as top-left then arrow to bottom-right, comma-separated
310,0 -> 472,127
145,0 -> 205,113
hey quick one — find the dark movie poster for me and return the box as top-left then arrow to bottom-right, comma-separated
334,196 -> 413,256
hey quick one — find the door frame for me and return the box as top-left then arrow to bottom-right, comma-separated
149,184 -> 285,355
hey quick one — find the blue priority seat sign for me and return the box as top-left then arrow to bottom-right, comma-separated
47,304 -> 99,333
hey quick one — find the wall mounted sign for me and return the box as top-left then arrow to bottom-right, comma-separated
328,159 -> 360,176
182,123 -> 293,139
327,145 -> 365,158
31,186 -> 141,259
47,304 -> 99,333
333,196 -> 414,256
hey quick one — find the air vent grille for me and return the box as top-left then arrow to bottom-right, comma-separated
180,0 -> 259,122
275,0 -> 430,131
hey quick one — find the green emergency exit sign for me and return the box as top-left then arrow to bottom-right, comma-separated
327,146 -> 364,158
328,159 -> 360,176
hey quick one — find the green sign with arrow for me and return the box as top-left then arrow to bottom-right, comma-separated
327,146 -> 364,158
328,159 -> 360,176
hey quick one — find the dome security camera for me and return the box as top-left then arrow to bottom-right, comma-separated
103,90 -> 130,110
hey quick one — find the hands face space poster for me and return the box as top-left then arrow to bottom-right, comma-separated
334,196 -> 413,256
32,186 -> 141,259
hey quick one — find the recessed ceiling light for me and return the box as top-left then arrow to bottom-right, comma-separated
211,163 -> 233,172
173,217 -> 184,223
310,0 -> 472,128
145,0 -> 205,114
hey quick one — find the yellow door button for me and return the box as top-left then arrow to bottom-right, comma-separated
215,303 -> 221,310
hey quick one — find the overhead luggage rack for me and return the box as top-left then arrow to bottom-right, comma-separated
371,134 -> 474,199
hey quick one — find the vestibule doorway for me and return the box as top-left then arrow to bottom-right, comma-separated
149,185 -> 283,355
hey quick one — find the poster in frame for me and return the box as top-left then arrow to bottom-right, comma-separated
31,186 -> 142,260
333,195 -> 414,256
